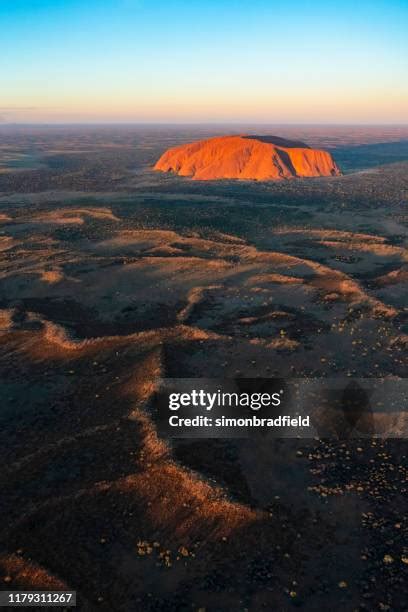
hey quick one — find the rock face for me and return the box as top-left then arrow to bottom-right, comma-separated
154,135 -> 341,181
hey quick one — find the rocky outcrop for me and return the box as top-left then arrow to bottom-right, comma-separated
154,135 -> 341,181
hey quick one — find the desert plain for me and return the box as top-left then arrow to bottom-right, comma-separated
0,124 -> 407,610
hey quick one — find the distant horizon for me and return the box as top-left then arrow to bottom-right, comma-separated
2,1 -> 407,124
1,122 -> 408,127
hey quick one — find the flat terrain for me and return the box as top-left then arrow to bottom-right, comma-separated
0,125 -> 407,611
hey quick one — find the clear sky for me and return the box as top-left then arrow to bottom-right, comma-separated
1,0 -> 407,124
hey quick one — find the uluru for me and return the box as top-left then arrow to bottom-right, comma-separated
154,134 -> 341,181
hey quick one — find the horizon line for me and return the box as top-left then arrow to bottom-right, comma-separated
1,122 -> 408,127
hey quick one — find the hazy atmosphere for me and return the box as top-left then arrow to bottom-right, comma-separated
1,0 -> 408,123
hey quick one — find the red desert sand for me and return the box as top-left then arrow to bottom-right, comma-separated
154,135 -> 341,181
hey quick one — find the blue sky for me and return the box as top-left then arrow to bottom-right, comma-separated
1,0 -> 407,123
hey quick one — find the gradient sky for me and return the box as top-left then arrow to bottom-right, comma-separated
1,0 -> 407,123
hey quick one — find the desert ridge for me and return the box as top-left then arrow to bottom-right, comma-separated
154,134 -> 341,181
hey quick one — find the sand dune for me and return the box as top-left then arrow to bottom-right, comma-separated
0,555 -> 71,591
24,207 -> 120,226
375,267 -> 408,286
